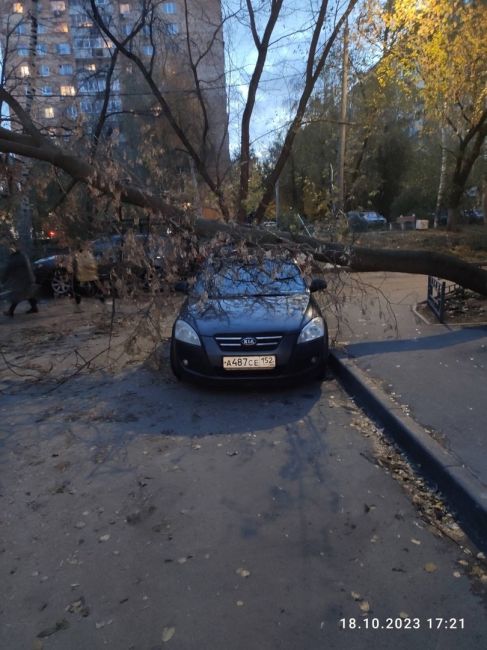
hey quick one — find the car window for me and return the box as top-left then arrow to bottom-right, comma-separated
194,260 -> 307,298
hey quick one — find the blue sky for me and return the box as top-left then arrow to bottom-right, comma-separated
223,0 -> 350,156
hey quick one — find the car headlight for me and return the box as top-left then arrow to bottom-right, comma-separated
174,320 -> 201,346
297,316 -> 325,343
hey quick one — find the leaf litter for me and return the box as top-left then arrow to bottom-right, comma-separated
338,396 -> 487,591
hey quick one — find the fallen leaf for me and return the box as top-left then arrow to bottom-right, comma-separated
399,612 -> 409,619
162,627 -> 176,642
359,601 -> 370,613
236,600 -> 244,607
453,571 -> 461,578
424,563 -> 438,573
236,568 -> 251,578
411,538 -> 421,545
97,619 -> 112,629
351,591 -> 361,601
99,534 -> 110,543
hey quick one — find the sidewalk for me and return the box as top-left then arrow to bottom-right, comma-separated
329,272 -> 487,547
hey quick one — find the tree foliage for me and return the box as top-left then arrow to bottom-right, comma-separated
376,0 -> 487,225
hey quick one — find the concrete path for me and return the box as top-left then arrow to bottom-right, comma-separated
330,272 -> 487,542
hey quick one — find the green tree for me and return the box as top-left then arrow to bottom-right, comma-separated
378,0 -> 487,228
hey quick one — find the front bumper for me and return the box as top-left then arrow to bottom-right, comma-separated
171,332 -> 328,384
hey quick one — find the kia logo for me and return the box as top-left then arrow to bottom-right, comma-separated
241,336 -> 257,347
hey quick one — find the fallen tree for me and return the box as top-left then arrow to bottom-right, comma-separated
193,219 -> 487,296
2,38 -> 487,300
1,87 -> 486,296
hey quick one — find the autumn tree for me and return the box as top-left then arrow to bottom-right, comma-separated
376,0 -> 487,228
1,1 -> 487,296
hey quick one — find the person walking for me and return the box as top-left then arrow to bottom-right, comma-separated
2,246 -> 39,317
72,243 -> 105,310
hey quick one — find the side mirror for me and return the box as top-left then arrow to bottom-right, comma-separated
309,277 -> 327,292
174,280 -> 190,294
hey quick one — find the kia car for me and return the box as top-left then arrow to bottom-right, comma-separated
170,257 -> 329,384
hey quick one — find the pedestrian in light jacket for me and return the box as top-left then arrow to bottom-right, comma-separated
2,247 -> 39,317
72,244 -> 105,310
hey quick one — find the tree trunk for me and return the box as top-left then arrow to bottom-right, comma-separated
435,124 -> 448,228
193,219 -> 487,296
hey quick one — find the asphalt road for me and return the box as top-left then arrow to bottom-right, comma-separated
0,294 -> 487,650
1,315 -> 486,650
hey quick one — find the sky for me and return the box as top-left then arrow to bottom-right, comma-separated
223,0 -> 351,157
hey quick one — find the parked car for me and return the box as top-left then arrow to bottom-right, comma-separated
170,257 -> 329,384
462,209 -> 484,224
346,211 -> 387,231
33,233 -> 169,297
346,211 -> 368,232
359,211 -> 387,229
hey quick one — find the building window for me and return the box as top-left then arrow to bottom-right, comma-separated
119,3 -> 130,15
38,24 -> 47,34
55,22 -> 69,33
60,85 -> 76,96
36,43 -> 48,55
50,1 -> 66,12
59,64 -> 73,75
17,46 -> 29,56
108,97 -> 122,112
39,65 -> 50,76
43,107 -> 55,119
57,43 -> 71,54
15,23 -> 27,34
80,99 -> 93,113
71,14 -> 93,28
163,2 -> 176,14
13,2 -> 23,13
142,45 -> 154,56
166,23 -> 179,35
66,105 -> 78,119
84,63 -> 97,71
20,64 -> 30,77
41,86 -> 53,96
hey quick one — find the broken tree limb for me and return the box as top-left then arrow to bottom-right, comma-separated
193,219 -> 487,296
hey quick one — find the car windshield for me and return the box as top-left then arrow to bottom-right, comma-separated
193,260 -> 307,298
361,212 -> 380,220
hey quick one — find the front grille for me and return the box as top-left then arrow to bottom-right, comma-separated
215,334 -> 283,352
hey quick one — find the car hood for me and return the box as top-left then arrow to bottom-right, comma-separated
183,293 -> 311,335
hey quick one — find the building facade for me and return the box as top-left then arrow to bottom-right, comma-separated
0,0 -> 229,178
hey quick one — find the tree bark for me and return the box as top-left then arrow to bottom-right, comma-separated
193,219 -> 487,296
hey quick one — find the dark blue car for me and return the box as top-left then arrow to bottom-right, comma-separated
170,258 -> 329,384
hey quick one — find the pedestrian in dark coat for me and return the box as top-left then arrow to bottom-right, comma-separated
2,248 -> 39,317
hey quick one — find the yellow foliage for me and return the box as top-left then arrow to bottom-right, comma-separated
379,0 -> 487,121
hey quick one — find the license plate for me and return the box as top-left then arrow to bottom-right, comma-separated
223,355 -> 276,370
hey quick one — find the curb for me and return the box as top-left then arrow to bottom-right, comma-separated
329,349 -> 487,552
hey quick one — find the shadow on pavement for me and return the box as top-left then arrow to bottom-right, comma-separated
346,325 -> 487,357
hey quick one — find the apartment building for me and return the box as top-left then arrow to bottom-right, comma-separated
0,0 -> 229,172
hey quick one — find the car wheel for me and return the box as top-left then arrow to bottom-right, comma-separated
51,268 -> 72,298
170,341 -> 182,380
